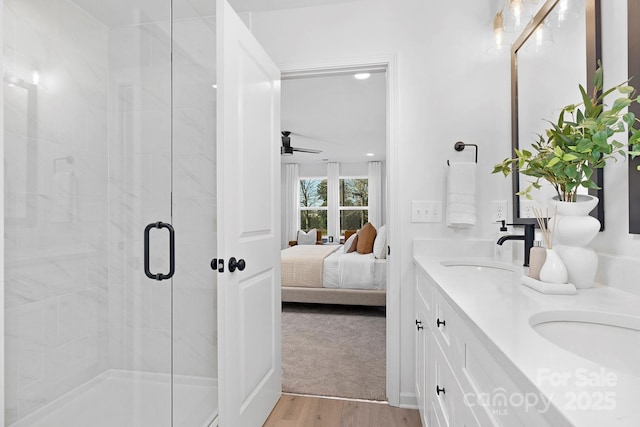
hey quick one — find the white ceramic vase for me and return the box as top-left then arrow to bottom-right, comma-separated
539,248 -> 568,284
548,195 -> 600,289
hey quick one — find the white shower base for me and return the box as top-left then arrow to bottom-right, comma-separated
10,370 -> 218,427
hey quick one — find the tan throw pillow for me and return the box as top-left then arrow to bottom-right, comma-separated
356,222 -> 377,254
346,234 -> 359,253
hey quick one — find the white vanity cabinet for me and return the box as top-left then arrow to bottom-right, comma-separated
415,267 -> 479,427
414,270 -> 432,426
414,264 -> 551,427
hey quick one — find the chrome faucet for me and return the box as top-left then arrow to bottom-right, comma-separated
496,221 -> 536,267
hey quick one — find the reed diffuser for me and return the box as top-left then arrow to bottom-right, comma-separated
533,207 -> 568,284
533,207 -> 556,250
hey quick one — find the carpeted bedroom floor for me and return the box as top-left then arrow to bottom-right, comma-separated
281,303 -> 387,401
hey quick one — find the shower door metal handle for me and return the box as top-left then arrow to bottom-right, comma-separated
144,221 -> 175,281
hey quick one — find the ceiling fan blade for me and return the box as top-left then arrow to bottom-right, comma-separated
292,147 -> 322,154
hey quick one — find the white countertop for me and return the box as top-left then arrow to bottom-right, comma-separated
414,255 -> 640,427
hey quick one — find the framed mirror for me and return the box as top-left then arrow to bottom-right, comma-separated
510,0 -> 602,226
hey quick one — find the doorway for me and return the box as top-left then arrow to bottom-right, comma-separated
279,62 -> 396,402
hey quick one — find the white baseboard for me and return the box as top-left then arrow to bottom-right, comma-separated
399,392 -> 418,409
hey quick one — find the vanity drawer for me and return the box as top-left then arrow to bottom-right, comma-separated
416,268 -> 435,319
459,327 -> 552,427
432,291 -> 465,368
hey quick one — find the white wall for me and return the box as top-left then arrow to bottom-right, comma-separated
0,0 -> 6,423
254,0 -> 512,405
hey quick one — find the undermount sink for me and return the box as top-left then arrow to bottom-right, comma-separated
440,259 -> 519,273
530,311 -> 640,377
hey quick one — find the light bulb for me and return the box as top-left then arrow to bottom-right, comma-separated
558,0 -> 568,22
536,27 -> 544,47
495,29 -> 504,48
487,11 -> 510,55
511,0 -> 522,26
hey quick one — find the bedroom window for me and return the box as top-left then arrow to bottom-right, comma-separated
339,177 -> 368,235
299,178 -> 328,236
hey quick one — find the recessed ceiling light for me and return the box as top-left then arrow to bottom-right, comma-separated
354,73 -> 371,80
366,153 -> 375,157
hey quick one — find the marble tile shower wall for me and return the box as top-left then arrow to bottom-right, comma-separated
106,18 -> 218,378
4,1 -> 218,422
4,0 -> 109,423
171,16 -> 218,379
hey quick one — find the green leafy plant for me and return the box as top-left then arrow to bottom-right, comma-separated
494,63 -> 640,202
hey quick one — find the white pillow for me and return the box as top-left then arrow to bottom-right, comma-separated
343,232 -> 358,253
297,229 -> 316,245
373,225 -> 387,259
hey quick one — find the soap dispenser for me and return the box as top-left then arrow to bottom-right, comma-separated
495,220 -> 512,262
528,240 -> 547,280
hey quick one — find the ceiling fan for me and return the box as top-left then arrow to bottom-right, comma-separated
281,131 -> 322,156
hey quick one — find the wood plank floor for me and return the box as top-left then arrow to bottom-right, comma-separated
263,394 -> 422,427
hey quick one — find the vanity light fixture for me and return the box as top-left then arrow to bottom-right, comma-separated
558,0 -> 569,20
486,11 -> 509,55
528,24 -> 554,51
354,72 -> 371,80
503,0 -> 540,33
494,12 -> 505,48
509,0 -> 523,27
32,70 -> 40,85
366,153 -> 375,157
545,0 -> 579,28
212,84 -> 218,89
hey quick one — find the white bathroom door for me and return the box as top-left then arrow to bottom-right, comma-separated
216,0 -> 282,426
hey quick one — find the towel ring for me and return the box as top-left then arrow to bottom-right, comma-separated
447,141 -> 477,165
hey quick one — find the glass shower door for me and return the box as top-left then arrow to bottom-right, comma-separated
107,2 -> 175,426
4,0 -> 217,425
170,2 -> 219,426
3,0 -> 173,425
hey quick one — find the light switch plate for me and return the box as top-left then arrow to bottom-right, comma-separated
412,201 -> 443,223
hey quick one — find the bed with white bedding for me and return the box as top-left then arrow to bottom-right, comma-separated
281,244 -> 386,306
322,249 -> 386,289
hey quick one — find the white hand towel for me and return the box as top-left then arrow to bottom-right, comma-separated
446,162 -> 476,228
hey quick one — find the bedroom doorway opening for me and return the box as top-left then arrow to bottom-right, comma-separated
279,64 -> 390,402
